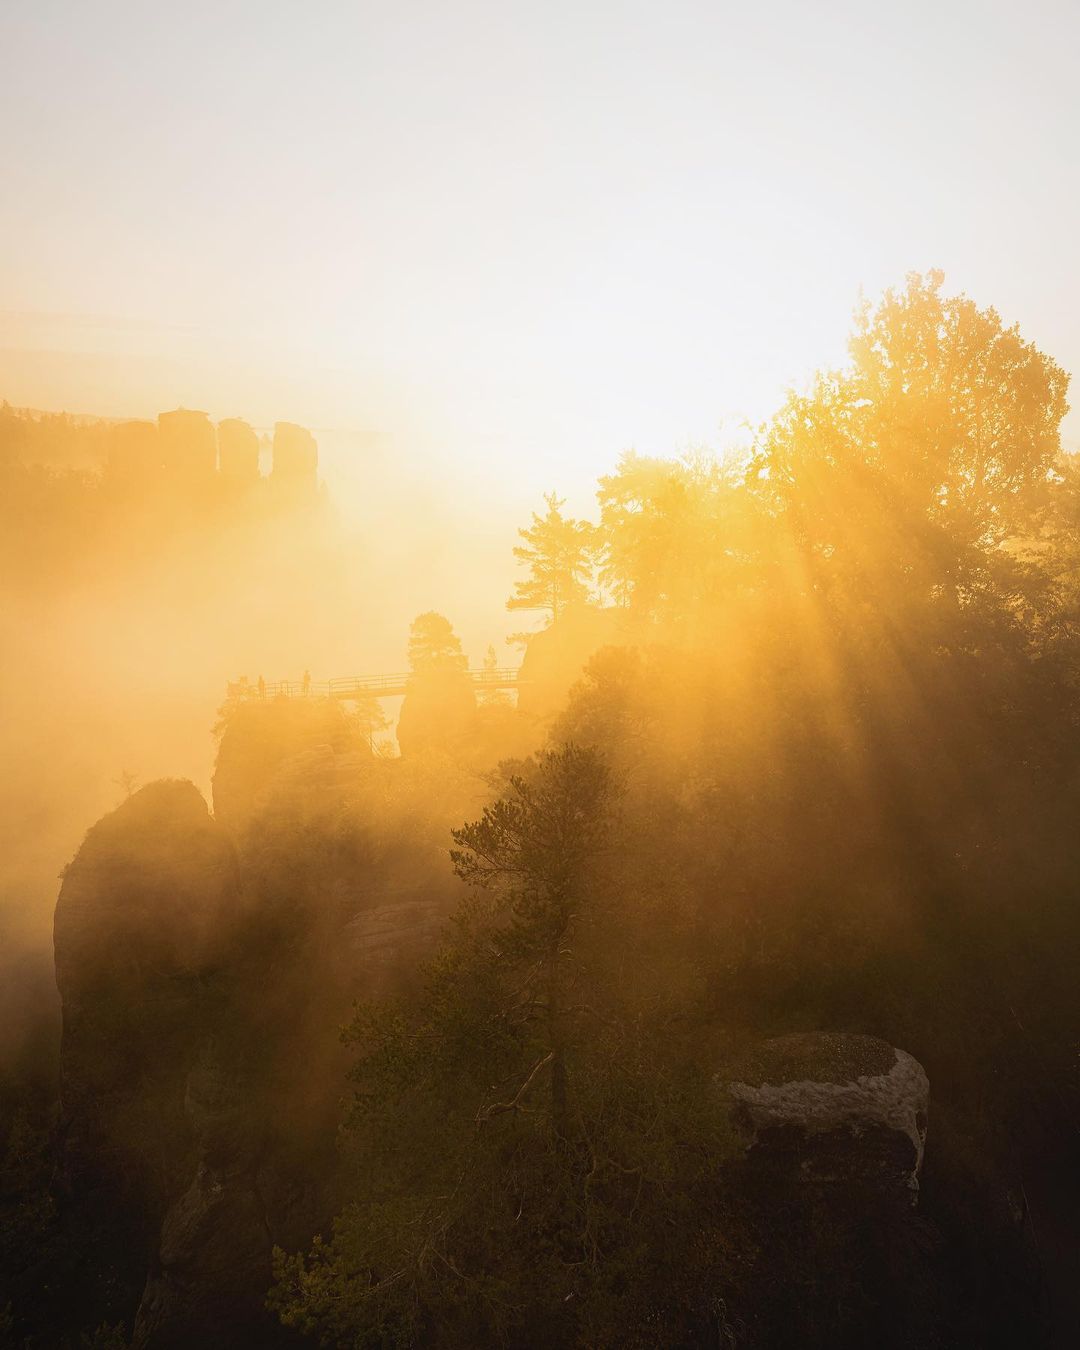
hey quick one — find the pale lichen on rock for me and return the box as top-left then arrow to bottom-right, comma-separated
722,1032 -> 930,1195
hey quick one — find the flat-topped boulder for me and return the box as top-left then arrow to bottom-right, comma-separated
722,1032 -> 929,1195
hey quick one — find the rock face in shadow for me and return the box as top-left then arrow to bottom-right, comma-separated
53,777 -> 323,1348
53,779 -> 241,1276
516,605 -> 627,719
131,1040 -> 285,1350
723,1032 -> 930,1195
720,1033 -> 937,1346
53,767 -> 937,1347
396,669 -> 477,757
341,896 -> 449,997
211,697 -> 366,833
53,745 -> 458,1348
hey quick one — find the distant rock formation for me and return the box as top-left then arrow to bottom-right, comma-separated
271,422 -> 318,494
99,410 -> 318,500
158,409 -> 216,482
217,418 -> 260,487
722,1032 -> 929,1196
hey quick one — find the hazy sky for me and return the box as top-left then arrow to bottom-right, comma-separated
4,0 -> 1079,507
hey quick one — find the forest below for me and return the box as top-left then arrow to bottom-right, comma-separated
3,271 -> 1080,1348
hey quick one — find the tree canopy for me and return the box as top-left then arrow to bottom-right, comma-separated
407,611 -> 469,674
508,493 -> 598,624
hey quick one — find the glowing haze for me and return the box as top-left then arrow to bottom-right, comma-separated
3,0 -> 1079,511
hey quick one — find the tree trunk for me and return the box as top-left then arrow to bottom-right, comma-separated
547,945 -> 570,1145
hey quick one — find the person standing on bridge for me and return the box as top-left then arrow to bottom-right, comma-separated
258,674 -> 266,698
302,669 -> 311,696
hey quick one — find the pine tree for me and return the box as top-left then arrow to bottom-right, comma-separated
407,611 -> 468,673
507,493 -> 597,624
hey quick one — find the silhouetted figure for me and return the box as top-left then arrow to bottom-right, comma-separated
302,669 -> 311,696
257,675 -> 266,698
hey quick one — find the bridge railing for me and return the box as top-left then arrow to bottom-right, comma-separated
328,673 -> 412,696
226,679 -> 330,700
226,668 -> 523,702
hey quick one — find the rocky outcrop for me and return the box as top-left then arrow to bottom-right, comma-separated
516,604 -> 628,719
54,780 -> 240,1204
260,743 -> 371,801
52,762 -> 458,1347
342,894 -> 449,996
396,669 -> 477,758
53,780 -> 242,1317
53,775 -> 343,1347
131,1041 -> 287,1350
211,698 -> 367,832
722,1033 -> 929,1196
54,779 -> 239,1019
719,1036 -> 938,1347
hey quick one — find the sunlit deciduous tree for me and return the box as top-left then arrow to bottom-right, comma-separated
597,451 -> 753,626
755,270 -> 1070,606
